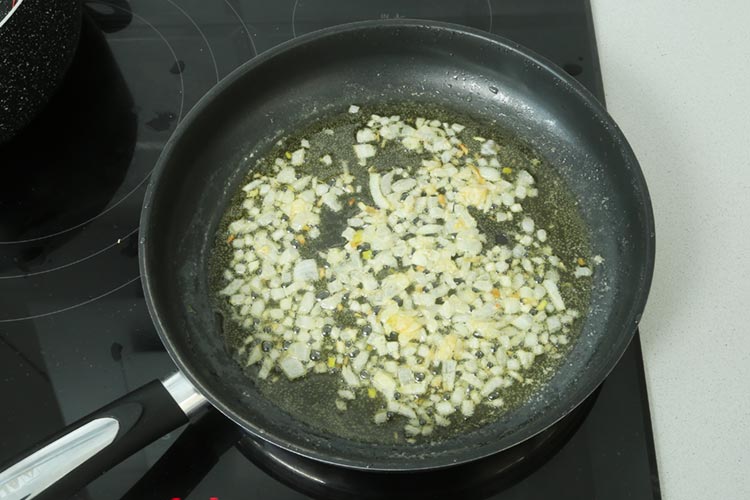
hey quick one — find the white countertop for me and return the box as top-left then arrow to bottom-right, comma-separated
591,1 -> 750,498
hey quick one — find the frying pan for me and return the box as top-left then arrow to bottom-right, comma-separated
0,20 -> 654,500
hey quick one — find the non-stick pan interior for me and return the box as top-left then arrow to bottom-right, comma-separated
140,20 -> 653,470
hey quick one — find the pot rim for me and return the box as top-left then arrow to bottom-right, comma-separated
0,0 -> 25,28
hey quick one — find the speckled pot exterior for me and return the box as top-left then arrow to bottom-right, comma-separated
0,0 -> 82,143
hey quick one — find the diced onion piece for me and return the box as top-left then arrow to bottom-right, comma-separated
435,415 -> 451,427
320,294 -> 341,310
280,357 -> 305,379
435,401 -> 455,416
250,300 -> 265,317
481,377 -> 504,397
287,342 -> 310,361
372,371 -> 397,399
574,266 -> 592,278
388,401 -> 417,419
342,366 -> 360,387
405,424 -> 421,436
546,316 -> 562,332
521,217 -> 535,233
402,136 -> 421,150
290,149 -> 305,166
246,345 -> 262,366
356,128 -> 377,143
298,292 -> 315,314
543,280 -> 565,310
401,382 -> 427,395
352,351 -> 370,373
293,259 -> 318,282
397,367 -> 413,385
391,178 -> 417,193
442,360 -> 457,391
354,144 -> 376,163
338,389 -> 355,400
322,192 -> 342,211
517,350 -> 535,369
461,399 -> 475,417
369,172 -> 391,210
258,359 -> 272,380
512,314 -> 533,331
277,167 -> 296,184
478,166 -> 501,181
220,279 -> 244,295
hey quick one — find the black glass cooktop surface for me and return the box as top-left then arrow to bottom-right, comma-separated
0,1 -> 660,499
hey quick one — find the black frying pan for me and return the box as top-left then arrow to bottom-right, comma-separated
0,20 -> 654,500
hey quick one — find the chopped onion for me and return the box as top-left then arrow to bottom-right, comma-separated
342,366 -> 360,387
279,357 -> 305,379
512,314 -> 533,331
338,389 -> 355,400
218,106 -> 593,439
543,280 -> 566,310
478,166 -> 501,181
372,371 -> 397,399
369,172 -> 391,210
246,345 -> 263,366
293,259 -> 318,282
391,178 -> 417,193
574,266 -> 592,278
461,399 -> 475,417
546,316 -> 562,332
290,149 -> 305,166
521,217 -> 535,233
435,401 -> 455,416
353,143 -> 376,163
356,128 -> 377,143
352,351 -> 370,373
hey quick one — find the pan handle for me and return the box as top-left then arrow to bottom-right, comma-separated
0,372 -> 207,500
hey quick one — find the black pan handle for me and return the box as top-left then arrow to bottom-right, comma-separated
0,372 -> 207,500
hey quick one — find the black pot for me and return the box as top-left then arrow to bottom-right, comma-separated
0,0 -> 82,143
0,13 -> 137,271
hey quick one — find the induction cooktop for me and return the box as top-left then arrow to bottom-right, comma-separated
0,1 -> 660,499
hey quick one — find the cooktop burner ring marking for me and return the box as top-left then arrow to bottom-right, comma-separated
290,0 -> 299,38
0,4 -> 184,246
486,0 -> 493,32
0,229 -> 139,280
163,0 -> 220,83
0,275 -> 141,324
222,0 -> 258,57
92,0 -> 186,122
291,0 -> 494,38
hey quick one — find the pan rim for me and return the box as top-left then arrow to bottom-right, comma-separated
139,18 -> 655,472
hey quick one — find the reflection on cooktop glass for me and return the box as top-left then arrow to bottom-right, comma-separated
0,1 -> 659,499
